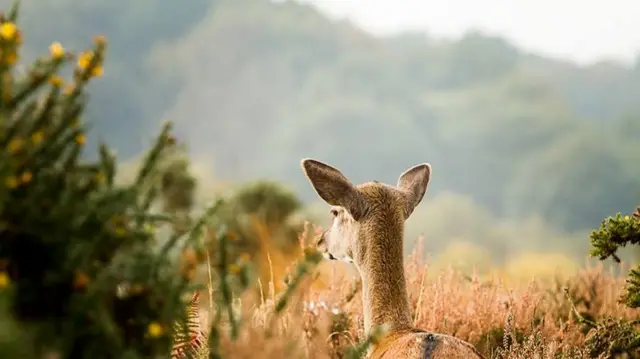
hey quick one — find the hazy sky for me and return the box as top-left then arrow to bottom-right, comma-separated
302,0 -> 640,66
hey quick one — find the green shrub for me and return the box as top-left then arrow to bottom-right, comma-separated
0,4 -> 212,358
580,206 -> 640,357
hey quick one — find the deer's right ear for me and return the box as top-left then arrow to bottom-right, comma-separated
301,159 -> 368,220
397,163 -> 431,219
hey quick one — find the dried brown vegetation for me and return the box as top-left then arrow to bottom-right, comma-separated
198,230 -> 638,359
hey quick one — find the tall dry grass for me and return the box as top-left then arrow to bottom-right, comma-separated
198,227 -> 638,359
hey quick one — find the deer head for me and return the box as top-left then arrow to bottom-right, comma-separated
300,159 -> 431,266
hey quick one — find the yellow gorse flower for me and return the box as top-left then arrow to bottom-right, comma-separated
76,51 -> 104,78
75,134 -> 86,145
0,22 -> 17,40
0,272 -> 9,288
31,131 -> 44,144
20,172 -> 32,184
77,51 -> 93,70
49,75 -> 63,87
49,42 -> 65,59
8,138 -> 22,153
91,66 -> 104,77
147,322 -> 164,337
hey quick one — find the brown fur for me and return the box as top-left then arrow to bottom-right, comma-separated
371,329 -> 484,359
301,159 -> 485,359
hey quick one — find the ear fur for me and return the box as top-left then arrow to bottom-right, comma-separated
397,163 -> 431,218
301,158 -> 368,220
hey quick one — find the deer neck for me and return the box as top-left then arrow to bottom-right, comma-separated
356,223 -> 412,335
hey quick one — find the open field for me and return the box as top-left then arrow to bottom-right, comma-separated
194,232 -> 637,359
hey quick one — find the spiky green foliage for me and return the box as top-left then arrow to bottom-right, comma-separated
0,4 -> 215,358
583,317 -> 640,358
590,212 -> 640,307
584,206 -> 640,357
590,213 -> 640,263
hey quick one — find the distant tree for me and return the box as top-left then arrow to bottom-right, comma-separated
442,31 -> 519,88
221,180 -> 305,257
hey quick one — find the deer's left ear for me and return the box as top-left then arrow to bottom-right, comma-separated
301,158 -> 369,220
397,163 -> 431,219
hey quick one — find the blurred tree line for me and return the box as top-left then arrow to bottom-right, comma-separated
14,0 -> 640,251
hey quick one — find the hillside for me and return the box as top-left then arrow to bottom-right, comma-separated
15,0 -> 640,237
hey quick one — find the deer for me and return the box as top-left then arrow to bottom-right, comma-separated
300,159 -> 485,359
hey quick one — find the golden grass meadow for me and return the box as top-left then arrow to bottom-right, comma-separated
193,226 -> 638,359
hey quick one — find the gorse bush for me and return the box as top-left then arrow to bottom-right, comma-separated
0,3 -> 208,357
581,205 -> 640,357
